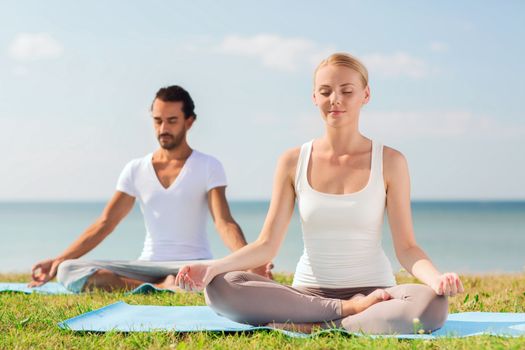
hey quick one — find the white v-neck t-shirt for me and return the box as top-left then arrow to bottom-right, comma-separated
116,150 -> 227,261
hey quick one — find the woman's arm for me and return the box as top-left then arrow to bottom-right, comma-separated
384,147 -> 464,296
176,149 -> 299,290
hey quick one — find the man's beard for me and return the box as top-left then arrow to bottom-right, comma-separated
158,131 -> 185,150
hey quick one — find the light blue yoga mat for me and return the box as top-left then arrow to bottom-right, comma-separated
0,282 -> 171,295
0,282 -> 73,294
58,301 -> 525,339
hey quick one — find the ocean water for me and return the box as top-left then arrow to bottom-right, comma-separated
0,201 -> 524,274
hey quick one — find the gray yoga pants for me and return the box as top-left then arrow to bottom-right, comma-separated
205,271 -> 448,334
56,259 -> 212,293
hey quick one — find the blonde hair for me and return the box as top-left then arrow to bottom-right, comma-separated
314,52 -> 369,87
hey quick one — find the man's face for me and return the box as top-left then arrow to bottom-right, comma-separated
151,99 -> 194,150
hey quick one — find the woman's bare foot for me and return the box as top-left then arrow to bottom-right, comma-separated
267,321 -> 324,333
155,274 -> 181,291
341,289 -> 391,316
349,293 -> 365,301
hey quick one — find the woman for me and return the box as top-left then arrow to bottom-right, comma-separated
170,53 -> 464,334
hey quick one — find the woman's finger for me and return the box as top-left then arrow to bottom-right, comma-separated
438,279 -> 445,295
442,278 -> 450,296
446,278 -> 453,296
449,276 -> 458,296
457,278 -> 465,293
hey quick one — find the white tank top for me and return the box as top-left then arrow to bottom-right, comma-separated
292,139 -> 396,288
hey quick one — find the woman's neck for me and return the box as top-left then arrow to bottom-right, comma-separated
322,125 -> 367,155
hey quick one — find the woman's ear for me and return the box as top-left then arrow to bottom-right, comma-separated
312,91 -> 317,106
362,85 -> 371,105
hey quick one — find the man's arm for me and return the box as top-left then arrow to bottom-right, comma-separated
207,186 -> 273,278
207,186 -> 247,251
29,191 -> 135,286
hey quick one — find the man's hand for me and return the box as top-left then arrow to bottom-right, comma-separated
29,258 -> 62,287
248,262 -> 274,280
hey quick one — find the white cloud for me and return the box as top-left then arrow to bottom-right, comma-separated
217,34 -> 333,72
429,41 -> 449,53
215,35 -> 432,79
360,110 -> 525,139
361,52 -> 428,78
284,109 -> 525,141
8,33 -> 64,61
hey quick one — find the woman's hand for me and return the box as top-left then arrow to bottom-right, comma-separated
175,264 -> 214,292
248,262 -> 274,280
431,272 -> 464,296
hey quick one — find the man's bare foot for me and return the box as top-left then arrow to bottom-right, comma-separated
341,289 -> 391,316
155,274 -> 181,291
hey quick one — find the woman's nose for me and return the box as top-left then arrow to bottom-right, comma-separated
330,93 -> 340,105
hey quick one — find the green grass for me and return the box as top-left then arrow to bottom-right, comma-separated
1,273 -> 524,349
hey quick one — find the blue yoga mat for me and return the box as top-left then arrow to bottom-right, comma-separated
58,301 -> 525,339
0,282 -> 73,294
0,282 -> 172,295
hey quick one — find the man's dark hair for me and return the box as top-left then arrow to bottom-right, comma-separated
152,85 -> 197,119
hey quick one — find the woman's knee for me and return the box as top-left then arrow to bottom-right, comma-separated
391,283 -> 448,332
207,270 -> 248,290
418,286 -> 448,331
205,271 -> 249,307
205,271 -> 263,323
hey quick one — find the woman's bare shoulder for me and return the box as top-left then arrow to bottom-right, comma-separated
382,145 -> 409,181
278,147 -> 301,174
383,145 -> 406,164
280,147 -> 301,163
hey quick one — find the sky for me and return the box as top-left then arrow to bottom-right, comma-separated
1,1 -> 524,201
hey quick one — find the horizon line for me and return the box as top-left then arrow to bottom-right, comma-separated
1,198 -> 525,203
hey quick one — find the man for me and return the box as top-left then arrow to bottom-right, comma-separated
29,85 -> 272,292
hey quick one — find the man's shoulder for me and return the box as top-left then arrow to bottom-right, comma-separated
121,153 -> 152,173
191,150 -> 223,168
